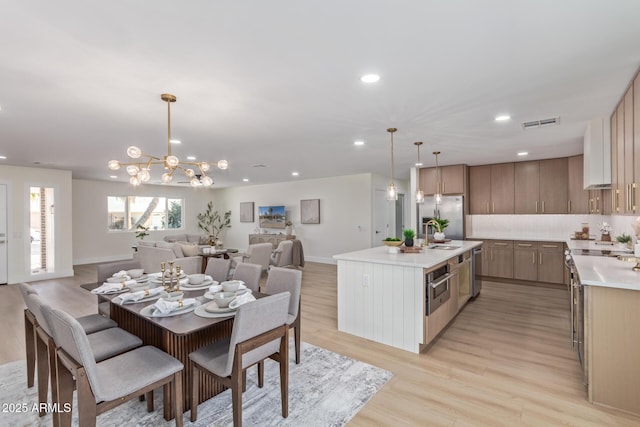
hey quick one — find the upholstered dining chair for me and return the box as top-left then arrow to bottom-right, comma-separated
231,243 -> 273,273
264,267 -> 303,364
232,262 -> 262,293
189,292 -> 291,426
269,240 -> 294,268
205,257 -> 232,283
17,283 -> 117,390
47,307 -> 185,427
95,259 -> 143,316
28,294 -> 142,426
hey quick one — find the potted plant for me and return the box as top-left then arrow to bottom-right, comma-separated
197,201 -> 231,246
616,233 -> 632,249
382,237 -> 403,247
428,218 -> 449,241
135,224 -> 149,240
402,229 -> 416,247
599,222 -> 612,242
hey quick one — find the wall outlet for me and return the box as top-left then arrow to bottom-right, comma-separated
362,274 -> 369,287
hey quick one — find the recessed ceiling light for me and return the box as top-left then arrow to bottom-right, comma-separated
517,151 -> 529,156
242,178 -> 249,182
0,155 -> 6,160
169,139 -> 181,144
354,140 -> 365,146
415,162 -> 423,167
291,171 -> 299,177
109,175 -> 118,179
495,115 -> 511,122
360,74 -> 380,83
186,156 -> 196,160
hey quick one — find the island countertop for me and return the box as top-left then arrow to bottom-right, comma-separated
333,240 -> 482,269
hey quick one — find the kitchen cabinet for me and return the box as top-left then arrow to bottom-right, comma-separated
513,241 -> 538,281
634,72 -> 640,212
568,155 -> 589,214
470,163 -> 515,214
537,242 -> 564,284
485,240 -> 514,279
610,109 -> 620,213
624,87 -> 635,213
420,164 -> 467,196
616,101 -> 626,212
514,158 -> 568,214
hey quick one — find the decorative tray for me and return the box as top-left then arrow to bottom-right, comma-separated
400,246 -> 423,253
431,239 -> 452,243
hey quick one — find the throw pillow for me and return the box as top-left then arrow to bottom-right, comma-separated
156,241 -> 183,258
199,235 -> 210,245
180,243 -> 199,257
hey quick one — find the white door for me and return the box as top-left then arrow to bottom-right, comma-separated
373,189 -> 395,245
0,184 -> 7,284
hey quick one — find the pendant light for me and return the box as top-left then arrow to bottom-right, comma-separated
414,141 -> 425,204
433,151 -> 442,203
386,128 -> 398,201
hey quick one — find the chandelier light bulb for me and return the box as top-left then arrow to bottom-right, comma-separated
190,177 -> 202,187
126,165 -> 140,176
201,176 -> 213,186
108,160 -> 121,170
129,176 -> 141,186
161,172 -> 173,183
386,183 -> 398,201
200,162 -> 211,172
166,155 -> 179,168
185,168 -> 195,178
127,146 -> 142,159
217,160 -> 228,170
416,189 -> 425,204
138,168 -> 151,182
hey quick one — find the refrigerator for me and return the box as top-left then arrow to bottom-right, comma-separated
417,195 -> 464,240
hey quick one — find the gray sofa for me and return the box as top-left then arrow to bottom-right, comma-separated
134,241 -> 203,275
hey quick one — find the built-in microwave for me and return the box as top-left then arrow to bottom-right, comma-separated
425,262 -> 451,316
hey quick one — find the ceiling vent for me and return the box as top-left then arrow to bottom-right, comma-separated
521,116 -> 560,130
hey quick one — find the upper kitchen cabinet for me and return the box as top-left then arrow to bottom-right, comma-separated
634,71 -> 640,212
568,155 -> 589,214
420,164 -> 467,196
624,87 -> 635,213
469,163 -> 515,214
514,158 -> 568,214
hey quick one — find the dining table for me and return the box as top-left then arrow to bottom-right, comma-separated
199,248 -> 239,273
81,278 -> 261,421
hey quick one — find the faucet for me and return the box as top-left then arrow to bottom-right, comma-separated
424,219 -> 442,246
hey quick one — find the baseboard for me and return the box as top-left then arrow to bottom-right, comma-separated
10,268 -> 76,284
304,256 -> 337,265
74,254 -> 134,265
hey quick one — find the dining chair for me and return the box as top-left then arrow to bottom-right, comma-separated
47,306 -> 185,427
28,294 -> 142,426
232,262 -> 262,293
189,292 -> 291,426
96,259 -> 143,316
264,267 -> 303,364
231,243 -> 273,273
205,257 -> 232,283
17,282 -> 117,390
269,240 -> 294,268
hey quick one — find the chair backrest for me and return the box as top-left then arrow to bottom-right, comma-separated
205,257 -> 232,283
46,307 -> 107,400
232,262 -> 262,292
25,293 -> 54,337
18,282 -> 38,302
224,292 -> 290,376
96,259 -> 142,283
270,240 -> 294,267
265,267 -> 302,319
245,243 -> 273,271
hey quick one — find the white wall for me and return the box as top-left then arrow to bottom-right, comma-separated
0,165 -> 74,283
210,174 -> 375,263
72,179 -> 218,264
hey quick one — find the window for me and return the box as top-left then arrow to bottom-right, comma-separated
108,196 -> 183,231
30,187 -> 55,274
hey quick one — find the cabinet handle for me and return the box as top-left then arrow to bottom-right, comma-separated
588,198 -> 592,214
535,201 -> 538,213
532,252 -> 536,264
615,189 -> 620,212
626,184 -> 630,211
542,244 -> 558,248
442,182 -> 445,193
568,200 -> 571,213
596,196 -> 600,213
633,183 -> 637,212
487,202 -> 490,214
542,201 -> 545,213
492,202 -> 495,213
494,242 -> 508,246
539,252 -> 543,265
518,243 -> 533,247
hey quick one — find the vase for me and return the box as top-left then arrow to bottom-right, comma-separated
405,238 -> 414,247
601,233 -> 611,242
433,232 -> 445,241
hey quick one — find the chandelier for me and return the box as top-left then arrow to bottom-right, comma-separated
108,94 -> 228,187
414,141 -> 425,204
433,151 -> 442,202
386,127 -> 398,201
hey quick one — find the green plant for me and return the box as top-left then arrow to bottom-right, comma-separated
616,233 -> 632,243
197,201 -> 231,244
402,229 -> 416,240
433,218 -> 449,231
135,224 -> 149,240
383,237 -> 402,242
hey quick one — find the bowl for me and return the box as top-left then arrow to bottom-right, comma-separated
188,274 -> 206,285
222,280 -> 243,292
382,240 -> 403,247
165,291 -> 184,302
106,276 -> 128,283
213,292 -> 237,308
127,269 -> 144,279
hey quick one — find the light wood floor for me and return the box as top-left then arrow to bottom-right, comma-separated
2,263 -> 639,426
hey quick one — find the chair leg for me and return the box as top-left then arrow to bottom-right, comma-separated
190,365 -> 199,422
174,372 -> 183,427
257,361 -> 264,388
76,369 -> 97,427
24,312 -> 35,388
280,329 -> 289,418
57,358 -> 74,427
294,318 -> 301,364
146,391 -> 154,412
232,371 -> 243,427
35,334 -> 48,417
48,338 -> 60,427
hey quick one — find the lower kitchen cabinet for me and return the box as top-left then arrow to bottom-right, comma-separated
482,239 -> 564,285
537,242 -> 564,284
485,240 -> 514,279
513,241 -> 538,281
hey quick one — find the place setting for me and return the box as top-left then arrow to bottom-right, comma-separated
91,270 -> 139,294
140,291 -> 202,318
196,280 -> 255,318
180,273 -> 216,291
112,286 -> 168,305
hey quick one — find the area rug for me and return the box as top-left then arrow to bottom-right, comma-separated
0,342 -> 392,426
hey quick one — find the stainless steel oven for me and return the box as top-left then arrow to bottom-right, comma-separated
425,261 -> 451,316
565,250 -> 587,389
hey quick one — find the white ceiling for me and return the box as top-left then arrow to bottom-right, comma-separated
1,1 -> 640,187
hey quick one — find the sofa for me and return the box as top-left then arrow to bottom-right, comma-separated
162,233 -> 210,245
134,240 -> 203,275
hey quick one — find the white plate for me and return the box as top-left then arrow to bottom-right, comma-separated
149,272 -> 187,279
113,291 -> 168,305
194,304 -> 237,319
134,275 -> 149,283
203,300 -> 236,313
203,289 -> 251,300
139,301 -> 201,318
182,278 -> 216,288
93,287 -> 129,295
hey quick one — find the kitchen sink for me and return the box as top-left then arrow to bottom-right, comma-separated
427,245 -> 461,250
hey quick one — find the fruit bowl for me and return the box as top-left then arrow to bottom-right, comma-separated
382,240 -> 403,247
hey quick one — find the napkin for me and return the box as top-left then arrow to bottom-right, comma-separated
117,287 -> 164,304
208,283 -> 222,293
112,270 -> 128,278
229,293 -> 256,309
153,297 -> 197,314
92,280 -> 137,294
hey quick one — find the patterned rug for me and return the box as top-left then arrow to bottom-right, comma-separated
0,342 -> 391,426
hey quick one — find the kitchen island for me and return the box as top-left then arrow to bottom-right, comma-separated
566,241 -> 640,417
333,240 -> 482,353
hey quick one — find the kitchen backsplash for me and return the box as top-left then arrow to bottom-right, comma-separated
467,214 -> 640,242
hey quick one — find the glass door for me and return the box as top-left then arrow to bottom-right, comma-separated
30,187 -> 55,275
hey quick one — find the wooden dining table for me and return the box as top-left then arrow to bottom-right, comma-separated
82,281 -> 261,421
199,248 -> 239,273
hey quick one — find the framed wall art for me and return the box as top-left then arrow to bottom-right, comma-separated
300,199 -> 320,224
239,202 -> 254,223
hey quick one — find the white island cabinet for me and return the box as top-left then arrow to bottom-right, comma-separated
333,241 -> 482,353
